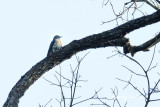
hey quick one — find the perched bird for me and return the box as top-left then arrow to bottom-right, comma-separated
47,35 -> 62,56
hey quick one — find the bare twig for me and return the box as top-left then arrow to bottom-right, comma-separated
44,98 -> 52,107
122,65 -> 146,77
117,78 -> 146,98
72,88 -> 103,106
147,45 -> 156,72
111,87 -> 121,107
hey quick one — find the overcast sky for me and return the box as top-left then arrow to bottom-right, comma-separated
1,0 -> 160,107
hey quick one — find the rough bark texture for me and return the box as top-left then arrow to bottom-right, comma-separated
3,10 -> 160,107
124,32 -> 160,56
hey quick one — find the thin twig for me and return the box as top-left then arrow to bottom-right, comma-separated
122,65 -> 146,77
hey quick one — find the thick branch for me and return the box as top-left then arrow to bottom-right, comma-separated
3,10 -> 160,107
123,32 -> 160,56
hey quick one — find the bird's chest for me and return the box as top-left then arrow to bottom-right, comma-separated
55,39 -> 62,47
52,39 -> 62,50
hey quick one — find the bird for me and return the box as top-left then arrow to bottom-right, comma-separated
47,35 -> 62,56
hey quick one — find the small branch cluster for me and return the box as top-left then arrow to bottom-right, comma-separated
43,53 -> 103,107
114,46 -> 160,107
102,0 -> 159,25
90,87 -> 128,107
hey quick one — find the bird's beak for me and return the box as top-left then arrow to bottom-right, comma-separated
60,36 -> 62,38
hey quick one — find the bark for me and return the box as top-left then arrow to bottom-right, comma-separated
3,10 -> 160,107
124,32 -> 160,56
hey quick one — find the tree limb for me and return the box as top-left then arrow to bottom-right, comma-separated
3,10 -> 160,107
123,32 -> 160,56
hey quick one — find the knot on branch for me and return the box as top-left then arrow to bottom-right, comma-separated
123,43 -> 136,57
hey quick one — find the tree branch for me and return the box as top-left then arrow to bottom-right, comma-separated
3,10 -> 160,107
123,32 -> 160,56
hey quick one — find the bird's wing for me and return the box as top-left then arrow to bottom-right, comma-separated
47,40 -> 55,56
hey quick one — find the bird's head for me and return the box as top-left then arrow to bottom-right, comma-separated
53,35 -> 62,40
